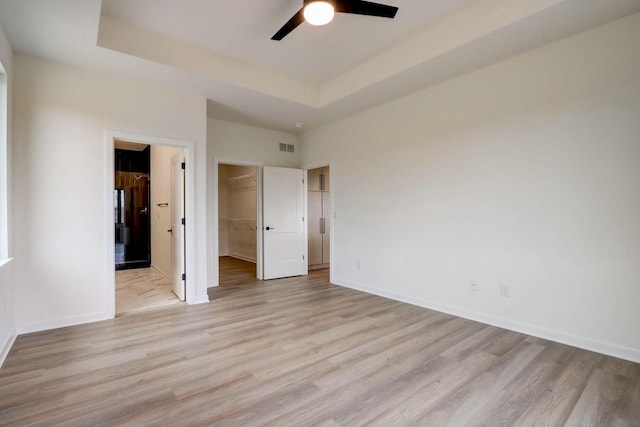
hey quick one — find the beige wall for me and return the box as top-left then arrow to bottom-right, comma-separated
301,13 -> 640,362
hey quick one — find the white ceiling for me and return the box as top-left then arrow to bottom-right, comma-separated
100,0 -> 475,85
1,0 -> 639,133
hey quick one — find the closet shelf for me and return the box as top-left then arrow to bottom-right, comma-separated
226,173 -> 256,191
227,218 -> 257,231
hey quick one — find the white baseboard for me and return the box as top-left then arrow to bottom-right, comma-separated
333,277 -> 640,364
17,311 -> 112,335
0,331 -> 17,368
228,253 -> 256,263
189,294 -> 210,305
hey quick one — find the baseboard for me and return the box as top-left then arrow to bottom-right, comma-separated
189,294 -> 210,305
0,331 -> 17,368
333,277 -> 640,364
17,311 -> 112,335
228,253 -> 256,263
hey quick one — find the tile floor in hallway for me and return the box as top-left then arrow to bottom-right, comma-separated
115,267 -> 182,315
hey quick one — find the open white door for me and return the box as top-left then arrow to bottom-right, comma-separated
170,153 -> 186,300
263,166 -> 305,280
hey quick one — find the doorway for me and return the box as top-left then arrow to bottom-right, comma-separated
218,164 -> 259,287
112,140 -> 186,314
114,142 -> 151,270
307,166 -> 330,271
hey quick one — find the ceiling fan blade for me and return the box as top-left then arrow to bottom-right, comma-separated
334,0 -> 398,19
272,8 -> 305,40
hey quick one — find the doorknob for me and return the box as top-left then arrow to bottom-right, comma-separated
265,226 -> 275,231
167,228 -> 173,233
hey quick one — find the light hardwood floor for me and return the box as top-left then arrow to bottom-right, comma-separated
116,267 -> 182,315
1,268 -> 639,426
218,256 -> 258,287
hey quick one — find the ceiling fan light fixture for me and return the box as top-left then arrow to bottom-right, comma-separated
303,1 -> 335,26
272,0 -> 398,41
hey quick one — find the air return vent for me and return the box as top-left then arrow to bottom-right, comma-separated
279,143 -> 295,153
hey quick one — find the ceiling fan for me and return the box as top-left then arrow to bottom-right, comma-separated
272,0 -> 399,41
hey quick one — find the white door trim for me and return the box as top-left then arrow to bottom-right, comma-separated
211,158 -> 263,287
170,152 -> 186,301
105,131 -> 196,317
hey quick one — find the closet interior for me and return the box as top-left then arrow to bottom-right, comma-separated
218,164 -> 258,264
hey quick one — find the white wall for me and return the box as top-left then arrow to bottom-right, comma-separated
208,118 -> 300,168
0,259 -> 14,366
150,145 -> 181,278
0,21 -> 14,367
13,54 -> 208,333
301,13 -> 640,362
207,118 -> 299,286
0,31 -> 9,261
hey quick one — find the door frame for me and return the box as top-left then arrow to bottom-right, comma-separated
105,131 -> 195,317
212,158 -> 263,287
170,152 -> 186,301
303,162 -> 334,284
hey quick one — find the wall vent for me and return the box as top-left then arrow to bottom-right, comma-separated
279,143 -> 295,153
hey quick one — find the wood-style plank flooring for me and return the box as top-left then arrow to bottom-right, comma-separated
1,268 -> 639,426
115,267 -> 182,315
218,256 -> 257,287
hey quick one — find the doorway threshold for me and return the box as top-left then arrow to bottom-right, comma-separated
116,261 -> 151,271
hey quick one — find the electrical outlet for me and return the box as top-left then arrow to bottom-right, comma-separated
470,279 -> 479,292
500,284 -> 511,298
